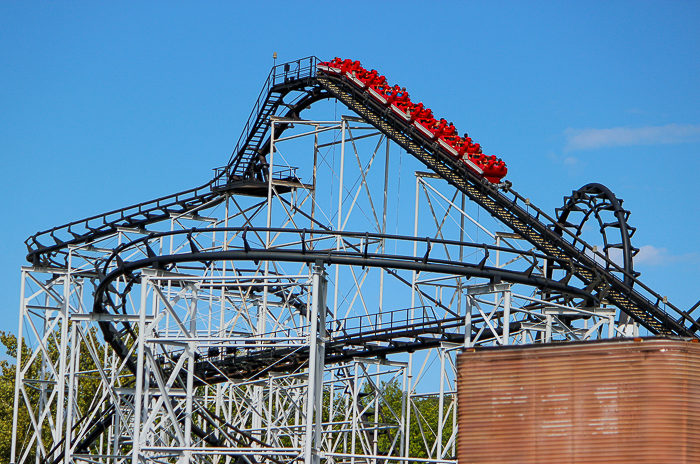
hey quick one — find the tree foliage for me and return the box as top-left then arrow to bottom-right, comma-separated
359,379 -> 455,459
0,327 -> 107,464
0,329 -> 453,462
0,331 -> 38,464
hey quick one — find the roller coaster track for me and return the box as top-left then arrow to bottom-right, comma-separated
92,228 -> 596,381
26,56 -> 700,464
26,56 -> 698,343
313,73 -> 700,337
24,59 -> 324,269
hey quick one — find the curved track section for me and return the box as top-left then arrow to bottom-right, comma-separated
16,56 -> 700,464
26,56 -> 699,336
93,228 -> 595,381
555,183 -> 639,287
25,182 -> 221,268
312,70 -> 698,336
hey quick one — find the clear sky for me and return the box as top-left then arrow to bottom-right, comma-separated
1,1 -> 699,340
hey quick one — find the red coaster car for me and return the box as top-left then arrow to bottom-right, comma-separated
337,58 -> 357,74
318,57 -> 508,184
391,100 -> 414,122
406,103 -> 428,123
461,155 -> 485,177
431,119 -> 457,139
317,57 -> 343,75
467,141 -> 481,154
414,114 -> 438,141
341,60 -> 367,89
467,154 -> 508,183
481,156 -> 508,183
387,88 -> 411,120
359,69 -> 386,88
385,86 -> 408,105
368,83 -> 391,106
438,134 -> 464,159
347,70 -> 367,89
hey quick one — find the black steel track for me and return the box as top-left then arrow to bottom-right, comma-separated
25,56 -> 700,461
93,233 -> 596,381
25,56 -> 697,337
312,73 -> 698,337
555,183 -> 639,287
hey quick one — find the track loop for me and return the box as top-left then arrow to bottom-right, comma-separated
555,183 -> 639,287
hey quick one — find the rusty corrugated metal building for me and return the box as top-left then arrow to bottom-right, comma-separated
457,338 -> 700,463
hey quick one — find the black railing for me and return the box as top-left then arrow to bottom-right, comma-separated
222,56 -> 319,179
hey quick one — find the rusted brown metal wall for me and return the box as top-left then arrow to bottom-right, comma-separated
456,338 -> 700,463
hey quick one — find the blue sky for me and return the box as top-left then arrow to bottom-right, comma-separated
1,1 -> 699,339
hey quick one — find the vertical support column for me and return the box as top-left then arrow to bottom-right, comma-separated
379,136 -> 389,316
399,366 -> 407,461
337,118 -> 346,233
266,118 -> 276,234
304,263 -> 327,464
503,290 -> 512,346
10,270 -> 27,464
263,118 -> 276,320
327,368 -> 335,453
132,276 -> 149,464
184,291 -> 197,462
113,350 -> 122,454
333,118 -> 346,322
350,363 -> 359,464
40,284 -> 51,460
495,234 -> 501,268
458,193 -> 466,317
437,345 -> 446,459
54,273 -> 71,450
267,375 -> 274,445
252,301 -> 264,441
214,195 -> 230,461
63,317 -> 79,463
373,137 -> 391,463
404,174 -> 421,462
101,339 -> 111,458
312,124 -> 318,228
256,119 -> 277,442
465,295 -> 473,348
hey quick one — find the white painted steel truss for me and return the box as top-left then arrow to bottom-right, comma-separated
12,117 -> 636,464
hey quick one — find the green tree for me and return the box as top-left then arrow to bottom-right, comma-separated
0,331 -> 40,464
359,379 -> 455,459
0,327 -> 109,464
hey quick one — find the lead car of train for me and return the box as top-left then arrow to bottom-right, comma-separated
317,58 -> 508,184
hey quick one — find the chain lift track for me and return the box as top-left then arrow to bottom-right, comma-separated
20,55 -> 700,464
314,72 -> 700,337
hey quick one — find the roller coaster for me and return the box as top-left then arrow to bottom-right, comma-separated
11,56 -> 700,464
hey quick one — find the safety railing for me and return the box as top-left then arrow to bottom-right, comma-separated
223,56 -> 319,178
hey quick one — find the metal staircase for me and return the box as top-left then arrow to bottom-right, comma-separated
224,57 -> 320,180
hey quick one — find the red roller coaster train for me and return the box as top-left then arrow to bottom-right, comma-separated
317,57 -> 508,183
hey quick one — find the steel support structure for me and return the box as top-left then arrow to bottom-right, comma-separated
13,119 -> 637,464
